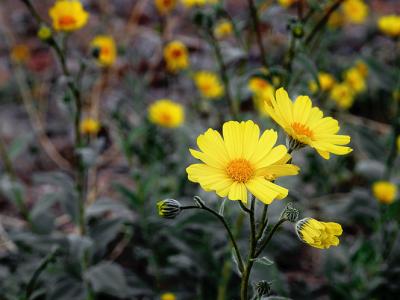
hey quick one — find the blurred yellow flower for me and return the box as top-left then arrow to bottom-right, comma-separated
214,20 -> 233,39
10,44 -> 30,64
372,181 -> 397,204
182,0 -> 206,7
49,0 -> 89,32
248,77 -> 274,115
397,135 -> 400,152
330,83 -> 355,109
296,218 -> 343,249
264,88 -> 353,159
342,0 -> 368,25
377,15 -> 400,38
148,99 -> 184,128
155,0 -> 177,14
278,0 -> 296,8
355,60 -> 368,78
308,72 -> 336,93
90,35 -> 117,67
80,118 -> 100,135
194,71 -> 224,99
161,292 -> 176,300
163,41 -> 189,73
186,120 -> 299,204
328,11 -> 344,29
344,67 -> 366,94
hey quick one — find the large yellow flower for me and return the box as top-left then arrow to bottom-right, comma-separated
163,41 -> 189,73
49,0 -> 89,32
148,99 -> 184,128
342,0 -> 368,25
378,15 -> 400,38
296,218 -> 343,249
186,120 -> 299,204
155,0 -> 177,14
372,181 -> 397,204
194,71 -> 224,99
90,35 -> 117,67
264,88 -> 353,159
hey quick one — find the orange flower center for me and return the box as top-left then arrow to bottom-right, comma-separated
291,122 -> 314,139
163,0 -> 173,7
101,46 -> 111,56
171,48 -> 182,58
226,159 -> 254,183
160,112 -> 172,124
58,15 -> 77,27
255,79 -> 267,89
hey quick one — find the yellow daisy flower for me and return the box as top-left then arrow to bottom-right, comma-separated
377,15 -> 400,38
49,0 -> 89,32
163,41 -> 189,73
194,71 -> 224,99
186,120 -> 299,204
90,35 -> 117,67
80,118 -> 100,135
214,20 -> 233,39
155,0 -> 177,14
330,83 -> 355,109
308,72 -> 336,93
372,181 -> 397,204
342,0 -> 368,25
148,99 -> 184,128
344,67 -> 366,94
264,88 -> 353,159
296,218 -> 343,249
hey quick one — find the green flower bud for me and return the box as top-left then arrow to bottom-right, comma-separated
157,199 -> 181,219
37,25 -> 52,42
280,202 -> 299,223
255,280 -> 271,297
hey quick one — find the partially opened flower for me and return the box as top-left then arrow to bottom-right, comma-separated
296,218 -> 343,249
378,15 -> 400,38
155,0 -> 177,14
372,181 -> 397,204
49,0 -> 89,32
148,99 -> 184,128
264,88 -> 352,159
193,71 -> 224,99
163,41 -> 189,73
90,35 -> 116,67
186,120 -> 299,204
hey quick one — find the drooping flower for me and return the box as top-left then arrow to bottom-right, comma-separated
90,35 -> 117,67
344,67 -> 366,94
163,41 -> 189,73
186,120 -> 299,204
214,20 -> 233,39
342,0 -> 368,25
295,218 -> 343,249
330,83 -> 355,109
372,181 -> 397,204
377,15 -> 400,38
157,199 -> 182,219
148,99 -> 184,128
308,72 -> 336,93
264,88 -> 353,159
80,118 -> 100,135
155,0 -> 177,14
49,0 -> 89,32
193,71 -> 224,99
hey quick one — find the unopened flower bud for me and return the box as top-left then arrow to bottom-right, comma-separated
255,280 -> 271,297
280,202 -> 299,223
292,23 -> 304,38
157,199 -> 182,219
37,25 -> 52,42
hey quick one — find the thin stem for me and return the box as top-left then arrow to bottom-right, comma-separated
239,200 -> 252,214
256,204 -> 268,241
255,218 -> 287,257
247,0 -> 268,68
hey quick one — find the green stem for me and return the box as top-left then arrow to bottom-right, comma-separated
255,218 -> 287,257
256,204 -> 268,241
247,0 -> 268,68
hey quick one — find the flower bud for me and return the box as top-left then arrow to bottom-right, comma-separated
37,25 -> 52,42
255,280 -> 271,297
157,199 -> 182,219
280,202 -> 299,223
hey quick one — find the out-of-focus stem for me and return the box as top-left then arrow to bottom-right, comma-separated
247,0 -> 268,68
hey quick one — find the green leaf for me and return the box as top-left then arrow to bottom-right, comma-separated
218,198 -> 227,216
251,256 -> 274,266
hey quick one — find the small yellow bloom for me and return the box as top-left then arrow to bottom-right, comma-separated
80,118 -> 100,135
49,0 -> 89,32
248,77 -> 274,115
278,0 -> 296,8
377,15 -> 400,38
194,71 -> 224,99
10,44 -> 30,64
330,83 -> 355,109
148,99 -> 184,128
296,218 -> 343,249
372,181 -> 397,204
344,67 -> 366,94
163,41 -> 189,73
37,25 -> 52,41
355,60 -> 368,78
264,88 -> 353,159
182,0 -> 206,7
155,0 -> 177,14
342,0 -> 368,25
90,35 -> 117,67
161,293 -> 176,300
214,20 -> 233,39
308,72 -> 336,93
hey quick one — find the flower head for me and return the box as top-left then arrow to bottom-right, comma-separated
328,11 -> 344,29
157,199 -> 182,219
372,181 -> 397,204
214,20 -> 233,39
90,35 -> 117,67
342,0 -> 368,25
10,44 -> 30,64
49,0 -> 89,32
194,71 -> 224,99
296,218 -> 343,249
344,67 -> 366,94
155,0 -> 177,14
397,135 -> 400,153
163,41 -> 189,73
186,120 -> 299,204
37,25 -> 52,41
278,0 -> 296,8
355,60 -> 368,78
308,72 -> 335,93
148,99 -> 184,128
248,77 -> 274,115
80,118 -> 100,135
378,15 -> 400,38
264,88 -> 352,159
330,83 -> 355,109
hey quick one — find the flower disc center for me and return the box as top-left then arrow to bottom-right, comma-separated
226,159 -> 254,183
291,122 -> 314,139
59,15 -> 77,27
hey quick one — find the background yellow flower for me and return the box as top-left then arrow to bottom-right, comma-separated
155,0 -> 177,14
49,0 -> 89,32
148,99 -> 184,128
194,71 -> 224,99
378,15 -> 400,38
80,118 -> 100,135
163,41 -> 189,73
372,181 -> 397,204
90,35 -> 117,67
342,0 -> 368,25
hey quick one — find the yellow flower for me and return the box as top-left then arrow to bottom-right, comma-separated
49,0 -> 89,32
161,293 -> 176,300
155,0 -> 177,14
296,218 -> 343,249
90,35 -> 117,67
308,72 -> 336,93
355,60 -> 368,78
248,77 -> 274,115
214,20 -> 233,39
397,135 -> 400,153
342,0 -> 368,25
163,41 -> 189,73
10,44 -> 30,64
330,83 -> 355,109
148,99 -> 184,128
186,120 -> 299,204
377,15 -> 400,38
328,11 -> 344,29
372,181 -> 397,204
264,88 -> 353,159
182,0 -> 206,7
344,67 -> 366,94
80,118 -> 100,135
278,0 -> 296,8
194,71 -> 224,99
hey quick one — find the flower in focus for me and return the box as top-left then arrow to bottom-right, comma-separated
148,99 -> 184,128
296,218 -> 343,249
37,25 -> 52,41
342,0 -> 368,25
186,120 -> 299,204
264,88 -> 353,159
163,41 -> 189,73
49,0 -> 89,32
248,77 -> 274,115
377,15 -> 400,38
155,0 -> 177,14
10,44 -> 30,64
214,20 -> 233,39
372,181 -> 397,204
194,71 -> 224,99
90,35 -> 117,67
80,118 -> 100,135
308,72 -> 336,93
278,0 -> 296,8
157,199 -> 182,219
330,83 -> 355,109
344,67 -> 366,94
